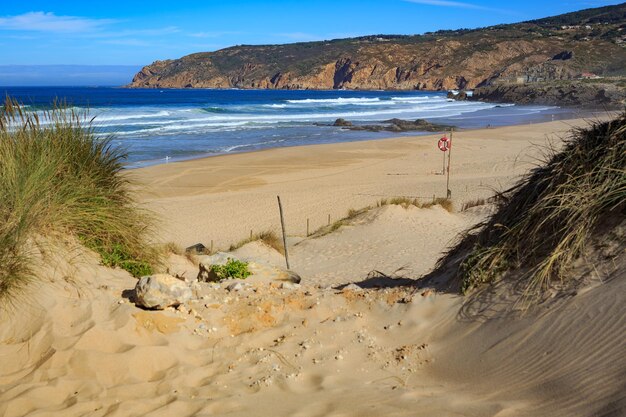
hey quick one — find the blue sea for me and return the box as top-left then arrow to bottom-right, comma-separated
2,87 -> 578,168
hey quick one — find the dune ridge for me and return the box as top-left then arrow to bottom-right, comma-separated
0,116 -> 623,416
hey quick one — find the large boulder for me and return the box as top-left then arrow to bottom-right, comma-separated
134,274 -> 192,310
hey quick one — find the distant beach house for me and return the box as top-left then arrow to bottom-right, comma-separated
580,72 -> 602,79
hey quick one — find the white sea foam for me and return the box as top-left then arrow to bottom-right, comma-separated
285,97 -> 381,104
94,110 -> 171,122
100,102 -> 499,137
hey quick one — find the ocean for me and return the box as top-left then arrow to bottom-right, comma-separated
2,86 -> 577,168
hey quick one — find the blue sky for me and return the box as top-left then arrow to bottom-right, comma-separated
0,0 -> 621,66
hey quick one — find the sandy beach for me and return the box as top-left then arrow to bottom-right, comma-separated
0,116 -> 624,417
133,118 -> 592,249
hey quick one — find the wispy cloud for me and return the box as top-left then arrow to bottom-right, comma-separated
87,26 -> 181,39
403,0 -> 514,14
0,11 -> 116,33
189,31 -> 242,38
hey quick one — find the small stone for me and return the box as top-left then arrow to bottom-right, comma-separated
280,282 -> 300,290
342,283 -> 363,292
227,282 -> 244,292
335,354 -> 344,360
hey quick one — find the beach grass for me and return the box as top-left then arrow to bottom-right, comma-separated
461,198 -> 487,211
454,113 -> 625,297
0,97 -> 157,305
378,196 -> 453,212
230,230 -> 285,255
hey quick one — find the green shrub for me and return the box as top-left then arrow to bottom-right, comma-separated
97,243 -> 153,278
210,258 -> 251,281
0,97 -> 158,303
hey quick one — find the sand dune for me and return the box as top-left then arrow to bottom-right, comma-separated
1,118 -> 623,416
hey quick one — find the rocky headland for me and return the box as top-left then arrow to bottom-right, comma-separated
128,4 -> 626,93
459,79 -> 626,108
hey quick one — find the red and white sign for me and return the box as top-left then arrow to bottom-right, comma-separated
438,136 -> 450,152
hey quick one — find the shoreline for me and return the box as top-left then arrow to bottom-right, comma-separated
132,116 -> 610,249
126,108 -> 607,170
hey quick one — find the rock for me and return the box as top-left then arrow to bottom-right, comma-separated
280,282 -> 301,290
552,50 -> 573,61
333,118 -> 353,127
197,252 -> 233,282
342,283 -> 363,292
185,243 -> 207,254
226,282 -> 245,292
470,81 -> 626,109
329,118 -> 455,133
134,274 -> 193,310
448,90 -> 467,101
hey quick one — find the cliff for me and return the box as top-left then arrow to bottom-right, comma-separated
128,3 -> 626,91
469,80 -> 626,108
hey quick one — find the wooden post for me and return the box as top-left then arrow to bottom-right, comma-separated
277,196 -> 290,269
250,229 -> 253,239
210,240 -> 214,254
328,214 -> 331,226
446,130 -> 453,199
306,218 -> 310,237
442,147 -> 446,175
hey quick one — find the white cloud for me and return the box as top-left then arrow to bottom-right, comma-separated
189,31 -> 242,38
403,0 -> 491,10
0,11 -> 116,33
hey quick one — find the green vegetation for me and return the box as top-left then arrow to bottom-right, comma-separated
378,197 -> 453,212
0,98 -> 157,304
229,230 -> 285,255
132,3 -> 626,90
210,258 -> 251,281
455,114 -> 625,297
310,197 -> 454,238
98,243 -> 153,278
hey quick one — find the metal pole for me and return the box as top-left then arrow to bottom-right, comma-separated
446,130 -> 453,199
277,196 -> 290,269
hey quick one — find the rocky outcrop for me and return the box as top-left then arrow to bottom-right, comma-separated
327,118 -> 455,132
127,4 -> 626,91
470,81 -> 626,108
134,274 -> 192,310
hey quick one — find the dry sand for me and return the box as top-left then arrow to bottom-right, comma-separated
132,118 -> 593,249
1,117 -> 624,417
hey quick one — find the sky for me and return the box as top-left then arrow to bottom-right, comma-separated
0,0 -> 622,84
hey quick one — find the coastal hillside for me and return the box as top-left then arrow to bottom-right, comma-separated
129,3 -> 626,90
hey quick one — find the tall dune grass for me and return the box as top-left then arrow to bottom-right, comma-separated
0,98 -> 157,304
454,114 -> 625,297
